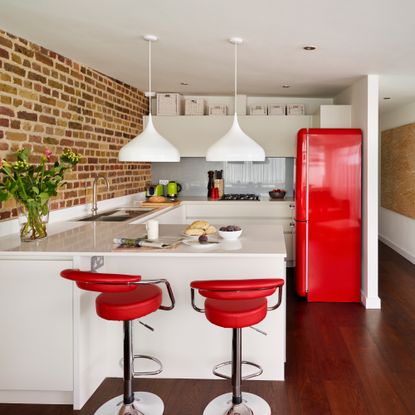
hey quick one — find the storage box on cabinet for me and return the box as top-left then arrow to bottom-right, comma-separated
208,104 -> 228,115
268,104 -> 286,115
249,104 -> 267,115
287,104 -> 305,115
157,93 -> 184,115
185,98 -> 205,115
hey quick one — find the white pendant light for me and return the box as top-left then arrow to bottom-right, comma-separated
206,37 -> 265,162
119,35 -> 180,162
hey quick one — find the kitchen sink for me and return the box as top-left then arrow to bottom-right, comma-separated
77,208 -> 155,222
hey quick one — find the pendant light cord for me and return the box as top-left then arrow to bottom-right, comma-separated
234,41 -> 237,115
148,39 -> 152,115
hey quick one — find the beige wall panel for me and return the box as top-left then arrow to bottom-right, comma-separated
381,124 -> 415,219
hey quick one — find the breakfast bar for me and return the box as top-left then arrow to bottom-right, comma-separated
0,222 -> 286,409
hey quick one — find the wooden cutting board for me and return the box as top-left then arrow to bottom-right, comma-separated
140,200 -> 181,208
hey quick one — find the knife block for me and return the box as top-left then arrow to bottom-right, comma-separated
214,179 -> 224,199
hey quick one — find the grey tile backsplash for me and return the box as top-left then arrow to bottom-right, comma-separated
151,157 -> 294,198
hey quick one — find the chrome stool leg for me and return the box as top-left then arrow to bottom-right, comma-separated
225,328 -> 253,415
95,321 -> 164,415
203,328 -> 270,415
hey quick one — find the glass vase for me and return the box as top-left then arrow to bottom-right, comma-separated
17,202 -> 49,242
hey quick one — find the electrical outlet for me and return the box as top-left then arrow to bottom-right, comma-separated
159,179 -> 169,185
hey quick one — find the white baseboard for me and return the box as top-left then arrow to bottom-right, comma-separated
0,390 -> 72,404
360,292 -> 381,309
379,234 -> 415,265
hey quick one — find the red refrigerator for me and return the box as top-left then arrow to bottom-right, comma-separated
295,128 -> 362,302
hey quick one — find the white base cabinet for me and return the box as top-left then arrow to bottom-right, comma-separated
0,258 -> 73,403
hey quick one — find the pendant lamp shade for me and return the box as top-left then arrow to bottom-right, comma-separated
119,35 -> 180,162
119,114 -> 180,162
206,114 -> 265,161
206,37 -> 265,162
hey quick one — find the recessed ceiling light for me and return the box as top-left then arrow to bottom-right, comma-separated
383,97 -> 391,100
303,46 -> 317,51
180,82 -> 189,86
282,85 -> 291,88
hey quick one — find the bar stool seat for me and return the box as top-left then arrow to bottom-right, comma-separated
96,285 -> 162,321
205,298 -> 267,328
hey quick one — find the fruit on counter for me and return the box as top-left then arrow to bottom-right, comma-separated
219,225 -> 241,232
198,234 -> 209,244
269,188 -> 286,199
218,225 -> 243,240
184,220 -> 217,236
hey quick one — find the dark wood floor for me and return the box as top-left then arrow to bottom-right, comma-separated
1,242 -> 414,415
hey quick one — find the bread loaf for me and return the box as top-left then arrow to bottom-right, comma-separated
205,225 -> 217,235
148,196 -> 166,203
189,220 -> 210,231
184,228 -> 205,236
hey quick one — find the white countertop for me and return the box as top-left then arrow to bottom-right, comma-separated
0,222 -> 286,258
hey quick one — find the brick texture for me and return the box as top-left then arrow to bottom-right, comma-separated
0,29 -> 151,220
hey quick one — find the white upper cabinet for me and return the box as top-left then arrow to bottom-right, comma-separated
144,115 -> 312,157
312,105 -> 351,128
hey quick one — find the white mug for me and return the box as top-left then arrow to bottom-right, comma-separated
146,220 -> 159,241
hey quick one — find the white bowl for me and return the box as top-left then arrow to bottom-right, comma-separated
221,239 -> 242,250
218,229 -> 243,240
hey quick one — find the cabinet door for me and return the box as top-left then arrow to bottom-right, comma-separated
147,115 -> 312,157
185,203 -> 292,220
313,105 -> 351,128
0,259 -> 73,392
284,232 -> 293,263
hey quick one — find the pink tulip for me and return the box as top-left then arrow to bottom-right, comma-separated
45,149 -> 52,161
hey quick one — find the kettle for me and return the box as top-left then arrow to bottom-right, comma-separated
155,184 -> 164,196
166,181 -> 182,199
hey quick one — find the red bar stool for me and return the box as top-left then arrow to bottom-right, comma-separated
61,269 -> 175,415
190,278 -> 284,415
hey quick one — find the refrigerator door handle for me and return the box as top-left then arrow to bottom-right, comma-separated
305,132 -> 309,292
306,132 -> 310,222
305,221 -> 309,293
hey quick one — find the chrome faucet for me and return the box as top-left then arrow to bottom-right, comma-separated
91,175 -> 110,216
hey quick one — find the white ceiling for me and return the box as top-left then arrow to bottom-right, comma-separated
1,0 -> 415,113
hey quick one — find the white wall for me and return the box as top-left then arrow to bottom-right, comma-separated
379,102 -> 415,264
334,75 -> 381,309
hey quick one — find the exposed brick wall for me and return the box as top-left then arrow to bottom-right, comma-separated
0,29 -> 151,220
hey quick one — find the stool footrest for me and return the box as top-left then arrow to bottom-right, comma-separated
133,354 -> 163,377
213,360 -> 263,380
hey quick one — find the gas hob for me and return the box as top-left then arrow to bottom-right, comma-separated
221,194 -> 260,201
